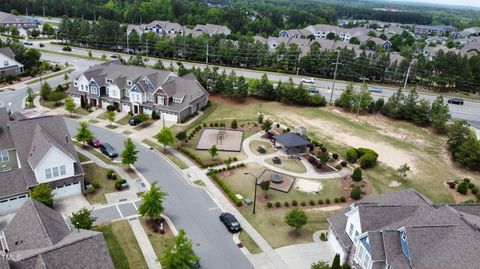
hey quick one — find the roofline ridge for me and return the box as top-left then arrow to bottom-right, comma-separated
29,199 -> 54,247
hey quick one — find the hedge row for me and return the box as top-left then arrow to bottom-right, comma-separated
209,170 -> 243,207
266,197 -> 346,208
179,148 -> 239,168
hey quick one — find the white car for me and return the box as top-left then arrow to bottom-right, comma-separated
301,78 -> 315,84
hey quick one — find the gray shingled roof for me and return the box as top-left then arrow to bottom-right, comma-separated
0,111 -> 83,198
0,47 -> 16,60
0,107 -> 14,150
0,11 -> 32,25
4,199 -> 114,269
27,125 -> 75,168
273,133 -> 311,148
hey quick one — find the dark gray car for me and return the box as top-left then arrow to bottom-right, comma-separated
100,143 -> 118,158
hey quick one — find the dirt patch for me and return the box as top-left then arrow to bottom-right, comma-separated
340,176 -> 372,202
305,205 -> 343,212
389,181 -> 401,187
444,181 -> 476,203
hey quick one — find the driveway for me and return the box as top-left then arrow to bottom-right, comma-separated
274,242 -> 335,269
64,119 -> 254,269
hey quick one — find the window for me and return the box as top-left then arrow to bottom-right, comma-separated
0,150 -> 8,162
74,81 -> 78,86
91,86 -> 98,94
401,231 -> 406,241
173,98 -> 182,103
3,60 -> 8,67
45,168 -> 52,179
106,78 -> 113,84
363,253 -> 370,268
147,93 -> 153,102
60,165 -> 66,176
157,96 -> 165,105
348,223 -> 354,237
52,167 -> 59,177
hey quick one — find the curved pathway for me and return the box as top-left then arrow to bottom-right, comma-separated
241,132 -> 351,179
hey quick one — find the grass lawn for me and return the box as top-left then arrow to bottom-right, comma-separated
77,152 -> 90,162
74,107 -> 91,115
239,231 -> 262,254
249,139 -> 275,155
25,68 -> 71,85
94,221 -> 148,269
133,120 -> 155,131
82,163 -> 121,204
143,139 -> 188,170
219,164 -> 344,247
140,218 -> 175,265
98,111 -> 110,120
117,115 -> 131,125
40,98 -> 64,109
193,180 -> 206,187
88,119 -> 100,124
123,130 -> 133,135
265,157 -> 307,173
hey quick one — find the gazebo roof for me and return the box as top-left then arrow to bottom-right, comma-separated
273,133 -> 310,148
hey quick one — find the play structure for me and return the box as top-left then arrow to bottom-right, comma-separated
196,128 -> 244,152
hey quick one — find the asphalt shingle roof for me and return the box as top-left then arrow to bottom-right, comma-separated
273,133 -> 311,148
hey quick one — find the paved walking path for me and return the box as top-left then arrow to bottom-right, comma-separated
129,217 -> 162,269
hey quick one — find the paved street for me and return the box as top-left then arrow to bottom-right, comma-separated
64,119 -> 254,269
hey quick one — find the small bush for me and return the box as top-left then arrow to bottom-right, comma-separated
332,153 -> 339,159
316,163 -> 323,169
334,197 -> 339,203
86,186 -> 96,194
341,160 -> 348,167
335,164 -> 342,170
447,181 -> 456,189
292,200 -> 298,206
469,183 -> 475,189
231,119 -> 238,129
203,123 -> 207,127
351,186 -> 362,200
267,202 -> 273,208
352,168 -> 362,181
457,181 -> 469,195
339,196 -> 346,202
320,232 -> 327,241
209,123 -> 214,127
107,169 -> 116,179
472,187 -> 479,195
115,179 -> 127,191
233,157 -> 238,162
136,113 -> 149,123
359,152 -> 378,169
275,201 -> 281,208
92,181 -> 101,189
318,199 -> 324,205
308,156 -> 316,164
346,148 -> 358,163
464,178 -> 471,183
284,201 -> 290,207
326,198 -> 331,204
309,200 -> 315,205
301,201 -> 306,206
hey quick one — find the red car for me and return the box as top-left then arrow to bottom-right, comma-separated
88,139 -> 102,148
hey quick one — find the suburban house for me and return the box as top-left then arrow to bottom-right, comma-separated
414,25 -> 456,36
0,11 -> 36,29
279,29 -> 313,39
0,108 -> 84,215
0,47 -> 24,79
191,23 -> 231,36
0,198 -> 114,268
67,61 -> 209,123
127,20 -> 186,37
328,188 -> 480,269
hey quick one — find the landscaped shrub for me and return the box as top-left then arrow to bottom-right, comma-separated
203,123 -> 207,127
231,120 -> 238,129
106,105 -> 115,111
326,198 -> 331,204
469,183 -> 475,189
301,201 -> 306,206
309,200 -> 315,205
339,196 -> 346,202
341,161 -> 348,167
210,123 -> 214,127
472,187 -> 479,195
209,171 -> 242,206
320,233 -> 327,241
136,113 -> 149,123
275,201 -> 281,208
350,186 -> 362,200
107,169 -> 116,179
321,147 -> 327,153
334,197 -> 339,203
352,168 -> 362,181
332,153 -> 339,160
317,151 -> 330,163
115,179 -> 127,191
214,122 -> 219,127
292,200 -> 298,206
267,202 -> 273,208
464,178 -> 471,183
335,164 -> 342,170
316,163 -> 323,169
308,156 -> 316,164
457,181 -> 469,195
359,153 -> 378,169
233,157 -> 238,162
346,148 -> 358,163
284,201 -> 290,207
151,110 -> 160,120
92,181 -> 101,189
447,181 -> 456,189
86,186 -> 95,194
318,199 -> 324,205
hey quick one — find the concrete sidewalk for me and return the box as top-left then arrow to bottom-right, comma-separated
129,217 -> 162,269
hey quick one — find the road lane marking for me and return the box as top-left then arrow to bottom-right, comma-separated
115,204 -> 124,218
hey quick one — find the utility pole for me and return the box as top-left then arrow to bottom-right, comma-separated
206,42 -> 209,65
403,62 -> 412,91
244,173 -> 258,214
295,53 -> 300,76
93,10 -> 96,22
126,31 -> 129,53
43,5 -> 45,18
145,39 -> 149,58
329,50 -> 340,104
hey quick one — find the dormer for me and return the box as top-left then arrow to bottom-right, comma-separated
398,228 -> 411,261
172,96 -> 184,103
127,80 -> 132,86
106,78 -> 113,84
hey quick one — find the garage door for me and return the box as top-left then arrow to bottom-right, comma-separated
72,95 -> 81,106
102,100 -> 110,109
122,103 -> 131,112
53,182 -> 81,199
162,112 -> 178,122
144,107 -> 152,115
0,194 -> 28,215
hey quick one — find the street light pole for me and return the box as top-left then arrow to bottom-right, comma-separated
244,172 -> 258,214
329,50 -> 340,105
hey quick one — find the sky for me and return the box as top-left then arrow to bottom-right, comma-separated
397,0 -> 480,8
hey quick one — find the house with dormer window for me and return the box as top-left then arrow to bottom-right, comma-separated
67,61 -> 208,123
0,108 -> 84,215
328,189 -> 480,269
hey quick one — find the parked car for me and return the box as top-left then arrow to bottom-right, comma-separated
23,41 -> 33,46
447,98 -> 464,105
110,54 -> 119,59
128,116 -> 141,126
369,87 -> 383,93
88,139 -> 102,148
308,87 -> 320,93
62,46 -> 72,52
219,212 -> 241,233
100,143 -> 118,158
301,78 -> 315,84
